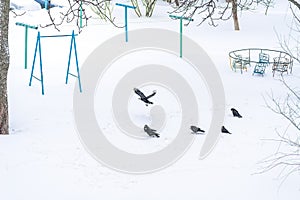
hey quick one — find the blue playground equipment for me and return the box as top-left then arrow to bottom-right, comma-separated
228,48 -> 293,76
29,30 -> 82,95
34,0 -> 61,9
253,52 -> 269,76
80,1 -> 83,28
115,3 -> 136,42
169,15 -> 194,58
231,54 -> 250,73
15,22 -> 38,69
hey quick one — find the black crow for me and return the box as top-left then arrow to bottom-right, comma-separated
144,125 -> 160,138
231,108 -> 242,118
134,88 -> 156,106
221,126 -> 232,134
190,125 -> 205,134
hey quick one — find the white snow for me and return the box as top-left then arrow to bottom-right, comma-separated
10,0 -> 41,11
1,1 -> 299,200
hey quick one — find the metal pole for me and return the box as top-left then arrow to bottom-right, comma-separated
25,27 -> 28,69
115,3 -> 136,42
16,22 -> 38,69
180,18 -> 183,58
125,7 -> 128,42
169,15 -> 193,58
45,0 -> 48,10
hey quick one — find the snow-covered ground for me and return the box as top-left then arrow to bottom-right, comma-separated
1,1 -> 299,200
10,0 -> 41,11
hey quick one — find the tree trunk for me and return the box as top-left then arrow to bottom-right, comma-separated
232,0 -> 240,31
0,0 -> 10,135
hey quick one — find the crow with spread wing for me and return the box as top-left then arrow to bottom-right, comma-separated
134,88 -> 156,106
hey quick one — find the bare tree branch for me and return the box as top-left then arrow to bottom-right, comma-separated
258,76 -> 300,183
169,0 -> 274,29
277,1 -> 300,63
41,0 -> 123,33
288,0 -> 300,10
9,9 -> 26,18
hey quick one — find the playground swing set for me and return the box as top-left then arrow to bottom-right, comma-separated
16,22 -> 82,95
29,31 -> 82,95
17,2 -> 294,96
16,2 -> 194,95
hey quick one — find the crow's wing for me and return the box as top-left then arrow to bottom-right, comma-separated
235,111 -> 242,118
149,128 -> 157,132
190,126 -> 199,133
190,125 -> 205,133
146,90 -> 156,99
134,88 -> 146,99
144,125 -> 159,137
221,126 -> 231,134
144,125 -> 157,133
149,132 -> 160,138
153,133 -> 160,138
231,108 -> 242,118
234,110 -> 242,118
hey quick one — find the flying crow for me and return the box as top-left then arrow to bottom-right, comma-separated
134,88 -> 156,106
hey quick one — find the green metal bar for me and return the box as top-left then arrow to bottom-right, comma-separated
40,34 -> 78,38
115,3 -> 136,9
16,22 -> 38,29
115,3 -> 136,42
125,7 -> 128,42
169,14 -> 193,21
180,18 -> 183,58
25,27 -> 28,69
45,0 -> 48,10
169,14 -> 193,58
16,22 -> 38,69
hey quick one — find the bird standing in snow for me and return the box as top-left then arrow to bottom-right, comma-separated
190,125 -> 205,134
221,126 -> 232,134
144,125 -> 160,138
231,108 -> 242,118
